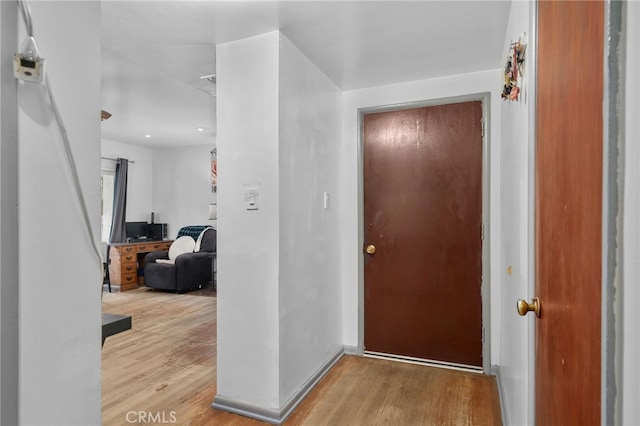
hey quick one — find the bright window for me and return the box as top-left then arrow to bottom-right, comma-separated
101,170 -> 115,242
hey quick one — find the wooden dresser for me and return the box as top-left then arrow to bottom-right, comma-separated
108,240 -> 173,291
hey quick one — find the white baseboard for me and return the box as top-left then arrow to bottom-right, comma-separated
343,345 -> 360,355
212,396 -> 280,424
491,364 -> 508,425
212,347 -> 344,425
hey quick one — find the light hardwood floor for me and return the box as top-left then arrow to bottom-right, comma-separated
102,289 -> 501,425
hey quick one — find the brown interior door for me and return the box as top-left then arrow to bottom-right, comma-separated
536,1 -> 603,423
363,101 -> 483,367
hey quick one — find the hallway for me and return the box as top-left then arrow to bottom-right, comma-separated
102,289 -> 501,425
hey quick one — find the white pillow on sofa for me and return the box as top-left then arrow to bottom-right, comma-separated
156,236 -> 195,265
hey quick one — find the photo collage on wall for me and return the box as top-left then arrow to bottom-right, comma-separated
502,38 -> 526,101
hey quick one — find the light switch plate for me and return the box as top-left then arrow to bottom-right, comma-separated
244,185 -> 260,211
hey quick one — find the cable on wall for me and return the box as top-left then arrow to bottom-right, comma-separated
17,0 -> 104,289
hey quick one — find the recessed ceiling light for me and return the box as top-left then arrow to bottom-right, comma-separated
196,127 -> 208,132
144,134 -> 152,138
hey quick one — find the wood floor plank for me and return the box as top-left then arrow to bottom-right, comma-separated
102,289 -> 501,425
288,356 -> 501,426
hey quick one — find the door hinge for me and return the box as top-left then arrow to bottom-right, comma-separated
482,326 -> 485,343
481,119 -> 485,137
481,224 -> 485,241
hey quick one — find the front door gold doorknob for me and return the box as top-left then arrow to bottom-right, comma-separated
365,244 -> 376,255
517,297 -> 541,318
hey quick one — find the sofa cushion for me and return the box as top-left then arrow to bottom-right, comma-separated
194,227 -> 216,253
156,236 -> 195,265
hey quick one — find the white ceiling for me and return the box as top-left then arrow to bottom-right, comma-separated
101,0 -> 512,148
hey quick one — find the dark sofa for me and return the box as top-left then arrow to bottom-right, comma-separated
143,226 -> 216,293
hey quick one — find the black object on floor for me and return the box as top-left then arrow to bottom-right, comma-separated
102,313 -> 131,347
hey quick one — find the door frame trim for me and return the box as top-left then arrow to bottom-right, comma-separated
356,93 -> 492,373
527,2 -> 539,424
602,1 -> 625,423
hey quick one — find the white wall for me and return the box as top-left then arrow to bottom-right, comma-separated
341,69 -> 502,364
101,140 -> 215,238
278,34 -> 343,404
152,144 -> 216,237
216,31 -> 281,409
101,139 -> 154,223
498,1 -> 533,424
216,30 -> 344,417
622,2 -> 640,423
17,2 -> 101,424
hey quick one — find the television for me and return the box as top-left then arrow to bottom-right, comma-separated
125,221 -> 148,240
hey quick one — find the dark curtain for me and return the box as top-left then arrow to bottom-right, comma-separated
108,158 -> 128,243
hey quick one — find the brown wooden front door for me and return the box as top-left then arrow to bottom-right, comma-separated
535,1 -> 603,423
363,101 -> 483,367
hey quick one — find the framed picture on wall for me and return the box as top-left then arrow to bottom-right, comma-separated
211,147 -> 217,193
